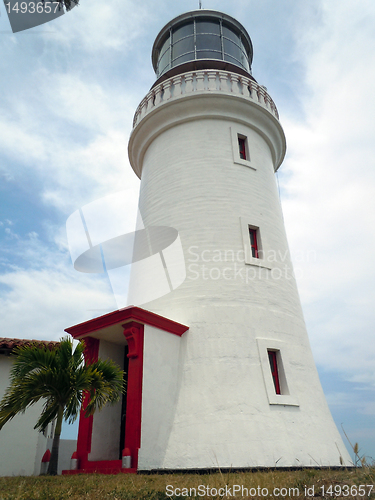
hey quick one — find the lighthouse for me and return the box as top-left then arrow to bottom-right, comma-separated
65,9 -> 351,473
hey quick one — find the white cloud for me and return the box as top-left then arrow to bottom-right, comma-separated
0,266 -> 115,340
45,0 -> 150,52
0,62 -> 140,213
0,232 -> 116,340
40,128 -> 140,214
0,117 -> 48,166
38,69 -> 132,133
0,1 -> 147,346
277,0 -> 375,389
326,390 -> 375,413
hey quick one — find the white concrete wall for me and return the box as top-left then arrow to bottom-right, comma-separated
129,84 -> 351,469
138,325 -> 182,469
57,439 -> 77,475
89,340 -> 124,461
0,355 -> 49,476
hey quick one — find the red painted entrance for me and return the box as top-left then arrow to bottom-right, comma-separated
62,306 -> 188,475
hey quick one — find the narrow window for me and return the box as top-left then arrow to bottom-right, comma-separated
268,350 -> 281,395
238,136 -> 247,160
249,228 -> 258,258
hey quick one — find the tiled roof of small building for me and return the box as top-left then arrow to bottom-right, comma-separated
0,337 -> 59,354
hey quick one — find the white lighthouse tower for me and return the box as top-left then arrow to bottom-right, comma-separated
127,9 -> 350,469
65,9 -> 351,474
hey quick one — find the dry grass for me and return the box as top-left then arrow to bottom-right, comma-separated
0,467 -> 374,500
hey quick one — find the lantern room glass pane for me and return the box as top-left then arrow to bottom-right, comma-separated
196,20 -> 220,34
196,34 -> 221,52
172,36 -> 195,60
240,39 -> 249,57
222,24 -> 239,43
159,48 -> 170,74
159,36 -> 170,58
225,54 -> 242,66
196,50 -> 222,60
223,38 -> 242,59
172,52 -> 195,66
241,51 -> 250,72
172,22 -> 194,42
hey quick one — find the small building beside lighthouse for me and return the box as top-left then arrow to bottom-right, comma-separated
65,9 -> 351,473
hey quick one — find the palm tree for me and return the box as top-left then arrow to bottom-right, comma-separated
0,336 -> 124,475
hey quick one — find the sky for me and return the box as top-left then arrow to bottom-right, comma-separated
0,0 -> 374,462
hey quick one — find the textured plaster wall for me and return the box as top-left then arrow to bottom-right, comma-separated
0,355 -> 48,476
56,439 -> 77,475
129,90 -> 351,469
138,325 -> 182,470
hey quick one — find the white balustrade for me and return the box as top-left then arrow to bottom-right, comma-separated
185,73 -> 194,93
133,70 -> 279,127
218,71 -> 229,93
196,72 -> 205,91
207,71 -> 217,91
163,80 -> 172,100
172,76 -> 182,97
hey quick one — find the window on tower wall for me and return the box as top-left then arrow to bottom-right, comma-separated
268,350 -> 281,395
238,135 -> 249,161
257,339 -> 299,406
249,227 -> 259,258
240,218 -> 271,269
231,128 -> 254,168
238,137 -> 247,160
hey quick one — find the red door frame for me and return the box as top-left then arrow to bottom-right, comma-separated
67,324 -> 143,474
75,337 -> 99,470
122,321 -> 144,471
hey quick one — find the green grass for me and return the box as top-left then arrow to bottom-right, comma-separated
0,467 -> 374,499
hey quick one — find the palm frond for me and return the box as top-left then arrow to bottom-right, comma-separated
36,398 -> 60,432
0,336 -> 124,435
83,359 -> 124,416
10,343 -> 58,380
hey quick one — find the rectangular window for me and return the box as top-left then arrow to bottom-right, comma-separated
238,136 -> 247,160
268,350 -> 281,395
231,128 -> 254,168
240,218 -> 271,269
249,227 -> 258,258
257,338 -> 299,406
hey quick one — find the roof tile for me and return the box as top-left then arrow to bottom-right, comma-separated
0,337 -> 60,353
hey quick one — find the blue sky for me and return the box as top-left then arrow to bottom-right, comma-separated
0,0 -> 374,462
